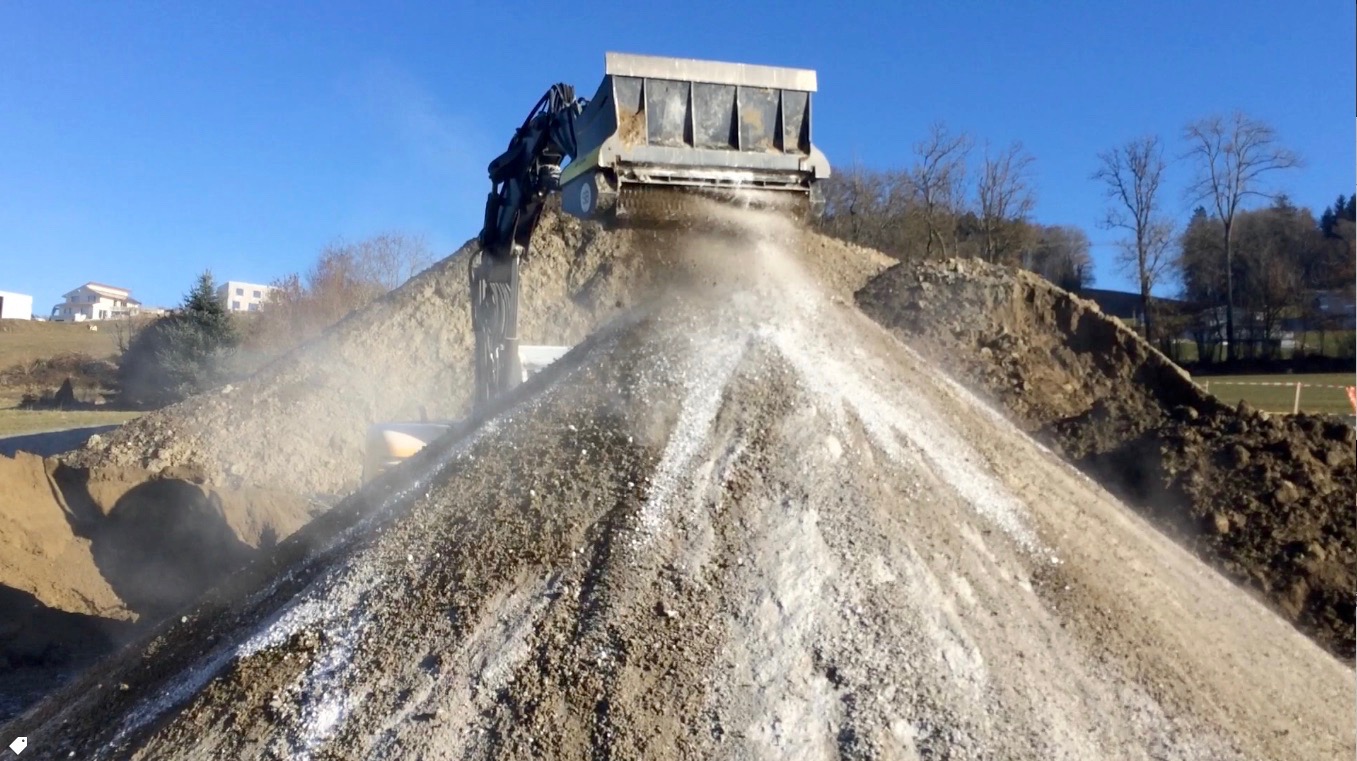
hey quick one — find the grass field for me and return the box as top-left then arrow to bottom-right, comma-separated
1160,332 -> 1356,365
0,319 -> 125,367
0,408 -> 140,437
0,321 -> 138,438
1192,372 -> 1355,416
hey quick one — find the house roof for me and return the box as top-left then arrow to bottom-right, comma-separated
1076,288 -> 1187,319
85,281 -> 130,295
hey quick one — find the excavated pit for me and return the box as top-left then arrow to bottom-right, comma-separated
5,209 -> 1351,760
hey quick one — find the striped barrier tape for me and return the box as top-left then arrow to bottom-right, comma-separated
1197,380 -> 1353,389
1193,379 -> 1357,414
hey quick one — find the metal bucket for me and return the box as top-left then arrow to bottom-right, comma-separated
559,52 -> 831,222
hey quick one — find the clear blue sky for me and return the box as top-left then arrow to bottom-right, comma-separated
2,1 -> 1353,312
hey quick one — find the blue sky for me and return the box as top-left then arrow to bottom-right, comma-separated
2,1 -> 1353,312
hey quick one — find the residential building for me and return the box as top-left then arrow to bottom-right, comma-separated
1310,289 -> 1356,330
215,280 -> 276,313
49,282 -> 141,322
0,290 -> 33,320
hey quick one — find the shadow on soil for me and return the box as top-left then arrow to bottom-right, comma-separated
0,584 -> 135,724
0,425 -> 119,458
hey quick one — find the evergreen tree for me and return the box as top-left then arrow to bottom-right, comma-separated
119,270 -> 239,407
180,270 -> 236,344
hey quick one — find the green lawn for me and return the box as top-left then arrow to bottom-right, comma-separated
0,408 -> 141,437
1192,372 -> 1355,416
0,319 -> 125,367
1160,332 -> 1355,364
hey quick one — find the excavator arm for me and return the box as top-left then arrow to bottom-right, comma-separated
469,52 -> 831,408
470,84 -> 584,406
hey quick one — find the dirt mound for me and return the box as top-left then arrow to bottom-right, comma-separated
0,451 -> 321,721
65,207 -> 892,499
856,257 -> 1357,659
7,214 -> 1350,760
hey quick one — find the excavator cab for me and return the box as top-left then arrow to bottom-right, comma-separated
558,52 -> 830,224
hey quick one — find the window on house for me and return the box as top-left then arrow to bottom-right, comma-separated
248,302 -> 259,312
252,290 -> 261,298
236,288 -> 244,296
232,300 -> 241,310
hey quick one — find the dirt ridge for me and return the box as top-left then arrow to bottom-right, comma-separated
856,256 -> 1356,660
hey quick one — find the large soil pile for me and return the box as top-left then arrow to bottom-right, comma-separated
856,257 -> 1357,660
6,214 -> 1350,760
0,451 -> 320,720
65,206 -> 892,497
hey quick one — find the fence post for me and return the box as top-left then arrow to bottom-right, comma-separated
1292,382 -> 1303,414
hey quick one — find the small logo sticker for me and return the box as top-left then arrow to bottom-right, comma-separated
579,182 -> 594,214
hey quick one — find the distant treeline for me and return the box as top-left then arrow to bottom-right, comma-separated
811,112 -> 1355,364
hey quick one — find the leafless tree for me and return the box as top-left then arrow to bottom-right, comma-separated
1182,112 -> 1301,360
354,232 -> 436,291
253,231 -> 436,350
815,161 -> 918,258
1094,135 -> 1175,343
905,123 -> 971,259
975,141 -> 1036,264
1024,224 -> 1094,291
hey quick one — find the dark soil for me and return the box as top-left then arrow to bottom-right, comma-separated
856,256 -> 1357,661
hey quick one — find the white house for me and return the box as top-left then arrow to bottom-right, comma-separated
49,282 -> 141,322
0,290 -> 34,320
216,280 -> 276,313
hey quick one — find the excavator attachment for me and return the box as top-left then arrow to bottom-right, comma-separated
469,53 -> 829,408
363,345 -> 572,484
559,53 -> 831,225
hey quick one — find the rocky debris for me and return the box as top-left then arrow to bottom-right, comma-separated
857,256 -> 1357,660
4,219 -> 1350,760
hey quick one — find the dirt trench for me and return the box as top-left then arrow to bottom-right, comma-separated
0,451 -> 320,720
4,212 -> 1352,761
856,257 -> 1356,660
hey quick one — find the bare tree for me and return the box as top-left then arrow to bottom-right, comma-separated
1024,224 -> 1095,291
814,161 -> 919,258
355,232 -> 436,291
815,161 -> 890,251
906,123 -> 971,259
1093,135 -> 1175,343
1182,112 -> 1301,360
974,141 -> 1036,264
254,231 -> 436,350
